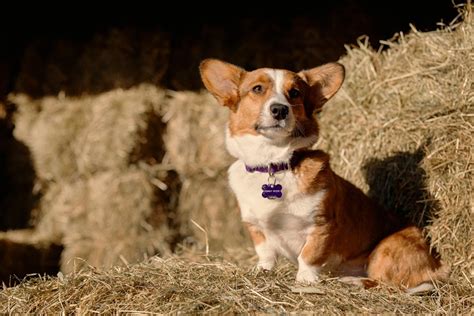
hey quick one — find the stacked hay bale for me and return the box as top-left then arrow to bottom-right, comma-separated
9,85 -> 177,273
318,14 -> 473,275
162,92 -> 250,251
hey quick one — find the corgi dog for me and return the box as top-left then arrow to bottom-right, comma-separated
199,59 -> 449,293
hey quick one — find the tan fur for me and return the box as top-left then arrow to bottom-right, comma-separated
199,59 -> 243,110
298,63 -> 345,114
199,59 -> 449,292
368,226 -> 449,288
228,71 -> 273,136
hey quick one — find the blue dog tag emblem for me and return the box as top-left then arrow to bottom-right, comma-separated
261,184 -> 283,199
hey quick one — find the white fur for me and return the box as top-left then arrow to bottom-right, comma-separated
266,69 -> 285,95
406,283 -> 435,295
227,131 -> 326,270
259,70 -> 295,134
255,243 -> 277,270
296,255 -> 321,283
225,127 -> 317,166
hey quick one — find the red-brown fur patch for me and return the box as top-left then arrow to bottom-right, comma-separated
245,222 -> 266,245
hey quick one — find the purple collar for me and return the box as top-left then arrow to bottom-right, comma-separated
245,162 -> 290,174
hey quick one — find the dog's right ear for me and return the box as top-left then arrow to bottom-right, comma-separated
199,59 -> 244,111
298,63 -> 345,115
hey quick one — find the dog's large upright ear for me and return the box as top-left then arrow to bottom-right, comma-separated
298,62 -> 345,115
199,59 -> 244,111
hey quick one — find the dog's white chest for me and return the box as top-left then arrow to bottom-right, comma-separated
228,160 -> 325,261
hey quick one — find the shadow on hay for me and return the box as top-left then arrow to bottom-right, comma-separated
362,143 -> 440,228
0,239 -> 63,286
0,102 -> 38,231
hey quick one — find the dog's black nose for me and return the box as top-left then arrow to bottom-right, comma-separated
270,103 -> 289,120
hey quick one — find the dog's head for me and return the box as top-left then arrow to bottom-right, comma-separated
199,59 -> 344,164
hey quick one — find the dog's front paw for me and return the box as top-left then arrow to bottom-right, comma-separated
296,259 -> 321,284
250,264 -> 273,277
257,260 -> 275,271
296,269 -> 320,284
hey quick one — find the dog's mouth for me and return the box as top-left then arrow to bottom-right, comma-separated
255,121 -> 314,143
255,120 -> 289,132
255,124 -> 284,131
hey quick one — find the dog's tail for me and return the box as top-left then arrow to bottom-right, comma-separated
338,226 -> 450,295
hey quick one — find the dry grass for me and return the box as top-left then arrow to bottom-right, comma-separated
0,252 -> 472,314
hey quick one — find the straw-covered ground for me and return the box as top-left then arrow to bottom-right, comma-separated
0,252 -> 472,314
1,4 -> 473,314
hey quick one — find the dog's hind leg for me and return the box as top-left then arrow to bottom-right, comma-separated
367,226 -> 449,293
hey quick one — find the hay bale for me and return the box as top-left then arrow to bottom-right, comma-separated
318,10 -> 473,275
163,91 -> 233,178
74,86 -> 166,176
163,91 -> 248,251
176,174 -> 249,251
7,84 -> 177,273
11,94 -> 89,181
36,168 -> 172,273
11,84 -> 166,181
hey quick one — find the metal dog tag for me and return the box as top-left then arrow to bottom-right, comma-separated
261,183 -> 283,199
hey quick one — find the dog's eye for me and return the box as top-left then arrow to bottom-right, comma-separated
289,88 -> 301,99
252,85 -> 263,94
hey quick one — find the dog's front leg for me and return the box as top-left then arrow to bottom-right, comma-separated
245,223 -> 276,271
296,229 -> 329,283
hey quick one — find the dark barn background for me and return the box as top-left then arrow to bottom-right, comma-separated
1,1 -> 458,97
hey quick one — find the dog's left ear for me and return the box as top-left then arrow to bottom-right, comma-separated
199,59 -> 244,111
298,62 -> 345,115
